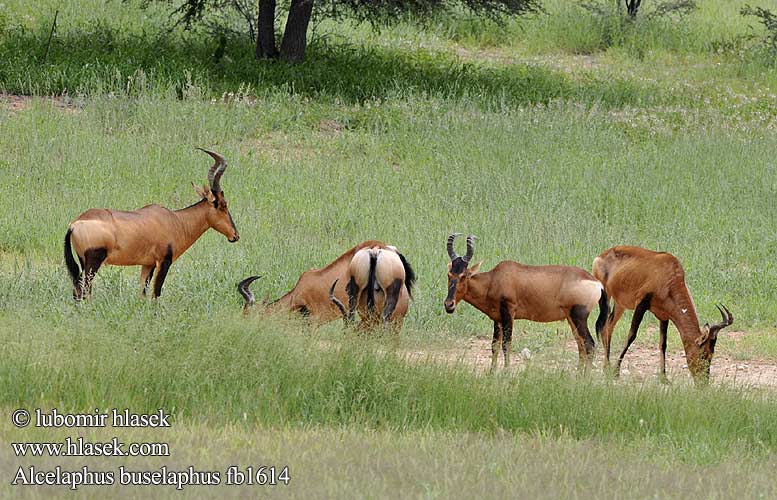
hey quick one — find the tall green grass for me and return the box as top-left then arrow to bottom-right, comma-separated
2,311 -> 777,465
2,96 -> 775,330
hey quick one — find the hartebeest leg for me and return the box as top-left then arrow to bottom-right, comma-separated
152,245 -> 173,298
603,302 -> 625,371
82,248 -> 107,299
615,294 -> 653,377
659,319 -> 669,384
345,277 -> 359,324
491,321 -> 502,373
569,305 -> 596,371
382,279 -> 403,326
567,318 -> 587,371
500,301 -> 513,368
140,265 -> 155,297
73,255 -> 86,300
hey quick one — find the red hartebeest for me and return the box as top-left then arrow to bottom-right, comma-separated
444,234 -> 608,371
328,244 -> 414,330
239,241 -> 415,328
593,245 -> 733,383
64,148 -> 238,299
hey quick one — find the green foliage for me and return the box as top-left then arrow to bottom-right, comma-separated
160,0 -> 542,29
742,4 -> 777,64
0,20 -> 667,108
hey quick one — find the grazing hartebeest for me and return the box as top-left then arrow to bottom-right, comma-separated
328,244 -> 415,330
64,148 -> 239,299
592,245 -> 734,383
444,234 -> 608,371
239,241 -> 415,328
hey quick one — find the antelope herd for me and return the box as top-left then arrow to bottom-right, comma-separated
64,149 -> 734,383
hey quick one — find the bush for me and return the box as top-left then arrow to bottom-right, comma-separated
741,4 -> 777,65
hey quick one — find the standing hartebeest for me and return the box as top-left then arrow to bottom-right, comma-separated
64,148 -> 239,299
328,244 -> 414,330
444,234 -> 608,371
592,245 -> 734,383
239,241 -> 415,329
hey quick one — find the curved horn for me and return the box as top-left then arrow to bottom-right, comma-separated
197,147 -> 227,192
447,233 -> 462,260
463,234 -> 476,263
329,279 -> 348,321
715,304 -> 733,327
237,275 -> 260,310
709,304 -> 734,339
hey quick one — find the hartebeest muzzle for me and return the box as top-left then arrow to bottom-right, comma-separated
444,233 -> 474,314
444,280 -> 458,313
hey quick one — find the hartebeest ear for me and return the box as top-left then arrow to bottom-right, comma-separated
192,183 -> 215,202
447,262 -> 453,272
468,261 -> 483,275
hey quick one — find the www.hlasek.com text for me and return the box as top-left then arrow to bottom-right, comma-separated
12,437 -> 169,457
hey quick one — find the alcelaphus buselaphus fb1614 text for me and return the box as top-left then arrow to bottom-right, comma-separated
64,148 -> 239,299
239,241 -> 415,330
592,245 -> 734,383
444,234 -> 608,372
328,243 -> 416,331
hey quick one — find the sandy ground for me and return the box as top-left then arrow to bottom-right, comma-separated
404,335 -> 777,389
1,93 -> 81,113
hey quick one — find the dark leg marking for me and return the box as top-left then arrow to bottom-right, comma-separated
500,300 -> 513,368
659,319 -> 669,383
153,244 -> 174,298
297,305 -> 310,317
570,304 -> 596,361
491,320 -> 502,373
615,293 -> 653,375
82,248 -> 108,296
142,267 -> 155,296
381,278 -> 403,324
345,277 -> 359,324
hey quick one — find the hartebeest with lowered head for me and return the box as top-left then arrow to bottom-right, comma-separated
592,245 -> 734,383
328,243 -> 416,330
444,234 -> 608,371
64,148 -> 239,299
239,241 -> 415,328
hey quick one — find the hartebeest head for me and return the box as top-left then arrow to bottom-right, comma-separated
444,233 -> 481,313
693,304 -> 734,378
192,148 -> 239,243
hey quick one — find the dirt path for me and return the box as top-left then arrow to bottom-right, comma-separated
1,93 -> 80,113
405,337 -> 777,389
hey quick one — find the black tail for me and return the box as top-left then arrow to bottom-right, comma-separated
238,276 -> 260,310
595,288 -> 608,341
329,279 -> 348,320
64,228 -> 80,288
397,252 -> 416,298
366,251 -> 378,313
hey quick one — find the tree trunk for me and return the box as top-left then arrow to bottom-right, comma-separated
280,0 -> 314,63
255,0 -> 279,59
